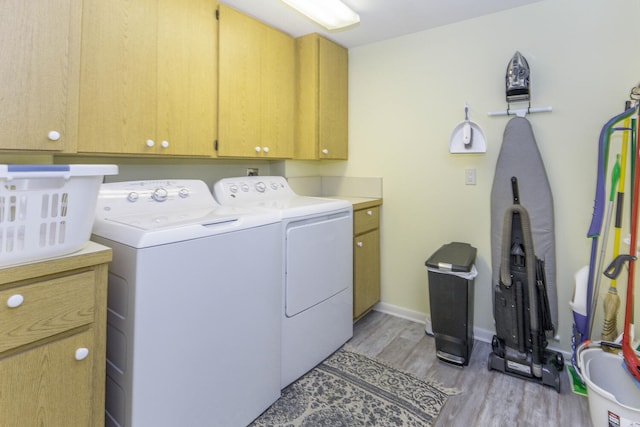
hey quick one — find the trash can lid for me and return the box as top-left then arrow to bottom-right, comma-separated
425,242 -> 477,272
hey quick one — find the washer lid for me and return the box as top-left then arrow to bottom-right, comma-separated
92,179 -> 280,248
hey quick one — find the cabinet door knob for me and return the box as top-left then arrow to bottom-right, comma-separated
255,146 -> 262,153
75,348 -> 89,361
7,294 -> 24,308
161,140 -> 170,148
321,148 -> 329,155
367,210 -> 373,216
263,146 -> 270,153
48,130 -> 61,141
146,139 -> 155,147
357,241 -> 363,247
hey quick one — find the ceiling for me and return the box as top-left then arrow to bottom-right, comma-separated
220,0 -> 544,48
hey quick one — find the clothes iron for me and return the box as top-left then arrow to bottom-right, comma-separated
506,51 -> 530,103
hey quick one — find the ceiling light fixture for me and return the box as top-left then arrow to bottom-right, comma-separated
280,0 -> 360,30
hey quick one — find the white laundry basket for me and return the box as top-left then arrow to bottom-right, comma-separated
0,164 -> 118,266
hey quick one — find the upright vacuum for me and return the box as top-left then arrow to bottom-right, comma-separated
488,177 -> 564,392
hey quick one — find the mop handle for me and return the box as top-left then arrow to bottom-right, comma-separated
612,117 -> 631,290
622,107 -> 640,382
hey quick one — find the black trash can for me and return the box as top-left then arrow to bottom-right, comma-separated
425,242 -> 477,366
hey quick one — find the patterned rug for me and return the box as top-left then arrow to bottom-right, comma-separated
250,347 -> 457,426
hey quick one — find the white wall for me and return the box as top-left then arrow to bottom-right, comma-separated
287,0 -> 640,352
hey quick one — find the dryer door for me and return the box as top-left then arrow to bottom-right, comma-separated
285,211 -> 352,317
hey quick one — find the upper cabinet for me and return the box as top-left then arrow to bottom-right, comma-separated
217,4 -> 295,159
78,0 -> 217,156
0,0 -> 81,152
295,34 -> 348,160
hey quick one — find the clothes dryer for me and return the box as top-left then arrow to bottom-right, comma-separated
213,176 -> 353,387
92,180 -> 282,427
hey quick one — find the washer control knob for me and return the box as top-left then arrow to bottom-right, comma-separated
146,139 -> 155,147
241,183 -> 250,192
178,188 -> 190,198
255,146 -> 262,153
127,192 -> 139,202
152,187 -> 169,202
322,148 -> 329,155
270,182 -> 279,190
255,181 -> 266,192
263,147 -> 270,153
229,184 -> 239,193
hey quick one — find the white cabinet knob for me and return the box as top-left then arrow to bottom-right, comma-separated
367,210 -> 373,216
322,148 -> 329,155
146,139 -> 155,147
48,130 -> 61,141
356,241 -> 363,247
255,146 -> 262,153
75,348 -> 89,361
7,294 -> 24,308
161,140 -> 169,148
263,147 -> 270,153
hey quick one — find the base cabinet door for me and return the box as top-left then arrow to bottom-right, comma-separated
0,329 -> 94,426
354,229 -> 380,318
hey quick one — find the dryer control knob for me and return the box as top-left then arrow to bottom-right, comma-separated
241,184 -> 250,192
152,187 -> 169,202
127,192 -> 139,202
255,181 -> 266,192
178,188 -> 190,198
229,184 -> 239,193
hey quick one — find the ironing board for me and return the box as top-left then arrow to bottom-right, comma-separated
490,116 -> 557,332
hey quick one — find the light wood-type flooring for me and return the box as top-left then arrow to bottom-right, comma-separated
348,310 -> 593,426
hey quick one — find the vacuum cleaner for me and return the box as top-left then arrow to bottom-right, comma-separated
488,177 -> 564,392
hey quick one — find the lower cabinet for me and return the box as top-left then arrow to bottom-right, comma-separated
0,243 -> 111,427
353,202 -> 382,319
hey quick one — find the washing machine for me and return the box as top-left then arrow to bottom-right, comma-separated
213,176 -> 353,388
91,180 -> 282,427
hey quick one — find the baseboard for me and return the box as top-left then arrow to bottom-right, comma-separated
372,302 -> 494,343
372,302 -> 569,359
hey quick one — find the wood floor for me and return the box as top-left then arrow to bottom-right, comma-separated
348,310 -> 593,426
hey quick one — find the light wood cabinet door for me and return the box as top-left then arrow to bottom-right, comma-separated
79,0 -> 216,156
0,0 -> 81,152
318,37 -> 348,159
218,4 -> 294,158
156,0 -> 217,156
295,34 -> 348,160
0,330 -> 94,426
354,229 -> 380,319
0,243 -> 111,427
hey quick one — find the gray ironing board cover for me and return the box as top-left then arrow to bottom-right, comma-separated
490,116 -> 557,331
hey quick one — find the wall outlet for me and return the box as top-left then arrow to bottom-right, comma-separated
465,168 -> 476,185
246,168 -> 259,176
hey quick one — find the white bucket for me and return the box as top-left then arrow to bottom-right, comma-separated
579,347 -> 640,426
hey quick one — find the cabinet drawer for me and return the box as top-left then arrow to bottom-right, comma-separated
354,207 -> 379,235
0,271 -> 95,353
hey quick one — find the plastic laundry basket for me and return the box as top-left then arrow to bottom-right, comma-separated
0,164 -> 118,267
579,346 -> 640,426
